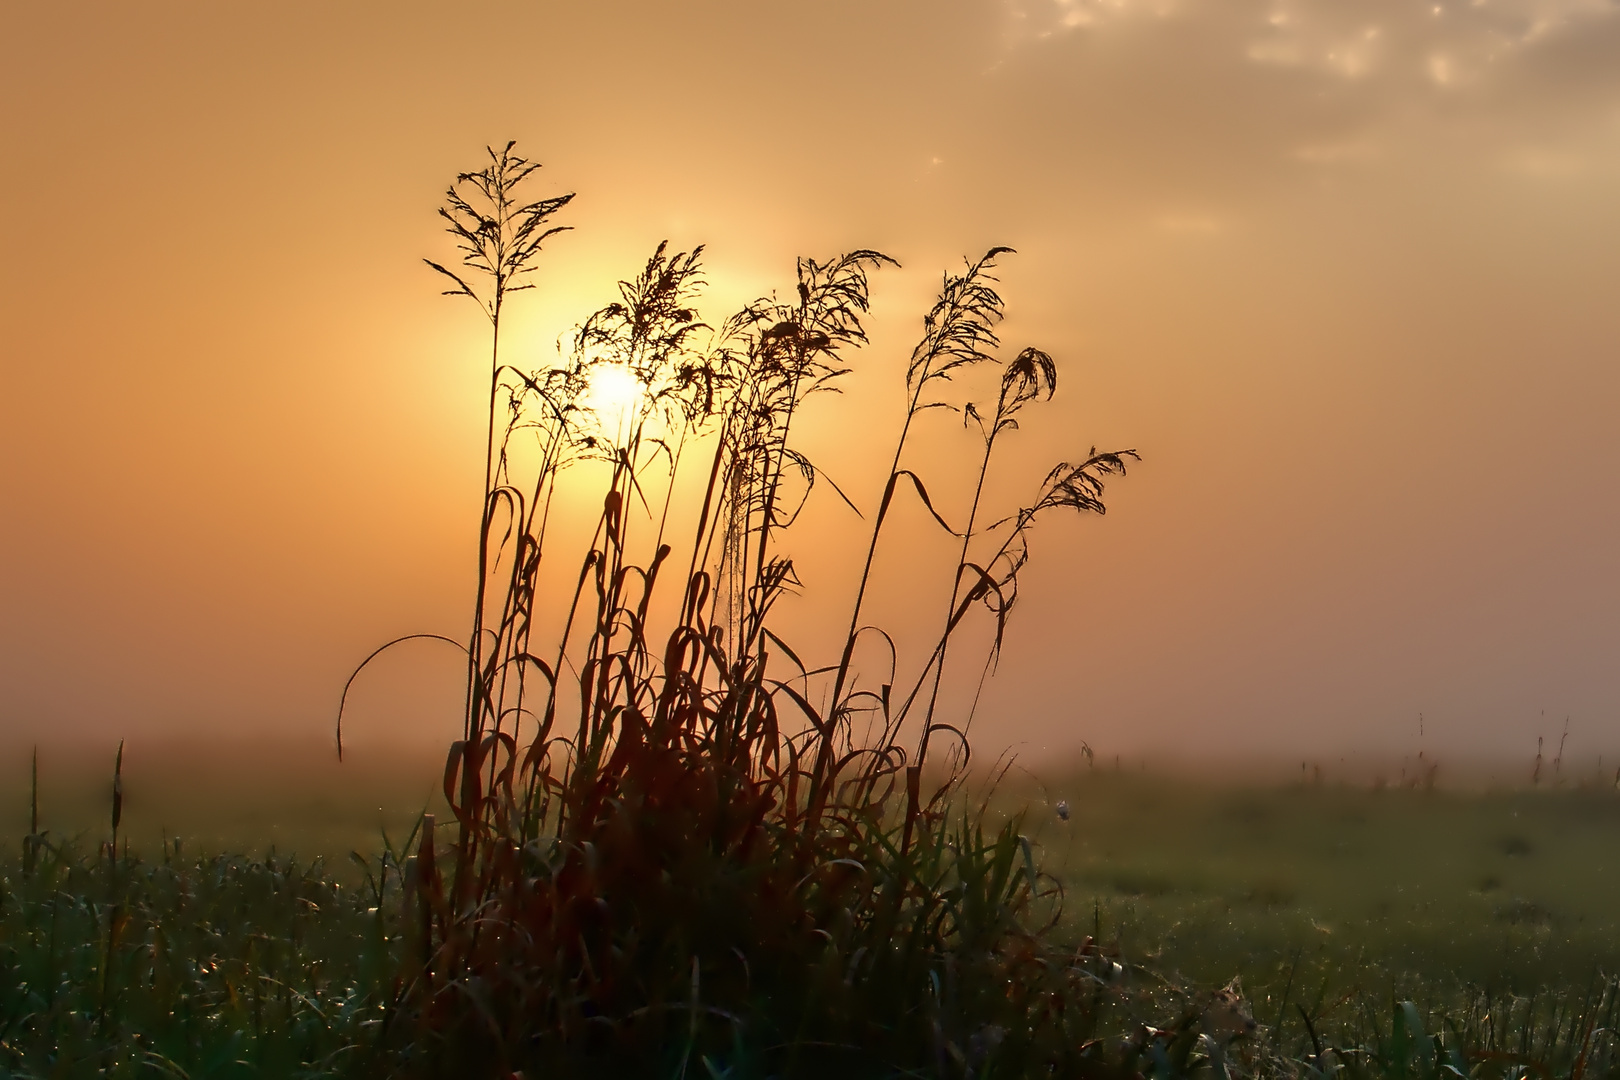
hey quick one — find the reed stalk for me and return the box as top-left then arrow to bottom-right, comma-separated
336,142 -> 1135,1075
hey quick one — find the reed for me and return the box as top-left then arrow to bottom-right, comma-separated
339,142 -> 1137,1076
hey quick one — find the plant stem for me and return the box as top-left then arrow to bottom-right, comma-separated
915,418 -> 1000,765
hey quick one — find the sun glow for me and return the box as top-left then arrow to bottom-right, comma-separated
580,362 -> 643,442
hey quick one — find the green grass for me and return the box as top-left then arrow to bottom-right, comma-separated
6,761 -> 1620,1076
991,768 -> 1620,1072
1010,771 -> 1620,986
0,839 -> 397,1076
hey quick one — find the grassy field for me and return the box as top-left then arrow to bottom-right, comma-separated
17,742 -> 1620,994
1017,771 -> 1620,972
17,744 -> 1620,985
0,739 -> 448,872
7,744 -> 1620,1076
994,765 -> 1620,1067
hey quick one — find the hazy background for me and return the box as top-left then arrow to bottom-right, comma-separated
4,0 -> 1619,778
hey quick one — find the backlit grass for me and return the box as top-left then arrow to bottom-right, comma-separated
6,141 -> 1616,1078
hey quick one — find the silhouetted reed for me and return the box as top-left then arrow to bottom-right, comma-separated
341,141 -> 1140,1077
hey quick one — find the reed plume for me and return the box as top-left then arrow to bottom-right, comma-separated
339,142 -> 1136,1076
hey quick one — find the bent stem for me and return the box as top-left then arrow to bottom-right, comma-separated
819,248 -> 1013,812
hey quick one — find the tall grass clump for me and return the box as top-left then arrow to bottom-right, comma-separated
341,142 -> 1137,1077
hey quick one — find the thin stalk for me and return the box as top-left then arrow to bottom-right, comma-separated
825,250 -> 1009,789
742,334 -> 809,658
465,284 -> 504,746
819,354 -> 929,800
914,419 -> 1000,766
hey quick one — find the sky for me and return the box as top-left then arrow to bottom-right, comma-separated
3,0 -> 1619,771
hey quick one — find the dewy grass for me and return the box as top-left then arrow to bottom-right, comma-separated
0,833 -> 400,1077
9,764 -> 1620,1075
330,142 -> 1136,1076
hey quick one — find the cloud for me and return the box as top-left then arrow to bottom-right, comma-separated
1246,0 -> 1617,88
1016,0 -> 1183,31
980,0 -> 1620,213
1291,139 -> 1382,164
1002,0 -> 1620,103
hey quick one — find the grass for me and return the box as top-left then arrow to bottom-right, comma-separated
0,839 -> 394,1076
7,759 -> 1620,1077
1006,770 -> 1620,996
7,140 -> 1617,1077
0,740 -> 447,869
347,142 -> 1135,1076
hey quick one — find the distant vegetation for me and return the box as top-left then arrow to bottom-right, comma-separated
6,143 -> 1620,1079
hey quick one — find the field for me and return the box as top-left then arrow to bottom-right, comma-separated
29,743 -> 1620,994
1,739 -> 451,870
8,742 -> 1620,1076
1005,768 -> 1620,1020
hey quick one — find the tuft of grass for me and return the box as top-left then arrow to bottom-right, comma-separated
332,142 -> 1136,1076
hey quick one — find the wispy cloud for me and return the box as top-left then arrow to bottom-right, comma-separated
987,0 -> 1620,202
1242,0 -> 1615,87
1002,0 -> 1619,97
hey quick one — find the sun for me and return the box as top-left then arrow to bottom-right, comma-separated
580,362 -> 643,441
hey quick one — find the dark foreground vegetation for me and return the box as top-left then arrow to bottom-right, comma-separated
6,144 -> 1617,1077
8,779 -> 1620,1079
352,140 -> 1140,1074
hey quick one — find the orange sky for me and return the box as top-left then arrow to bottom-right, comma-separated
3,0 -> 1619,768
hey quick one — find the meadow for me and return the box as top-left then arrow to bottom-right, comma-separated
6,746 -> 1620,1076
5,143 -> 1616,1077
1011,767 -> 1620,1003
17,746 -> 1620,992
